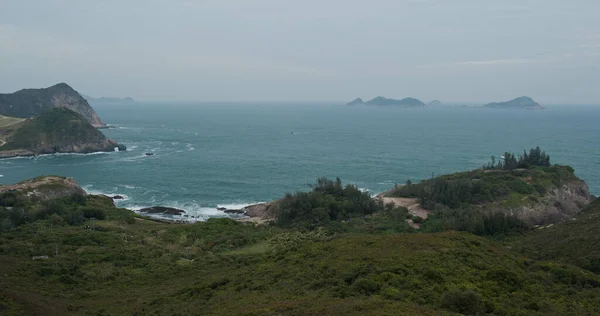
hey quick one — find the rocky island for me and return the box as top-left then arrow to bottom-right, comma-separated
0,83 -> 108,128
346,96 -> 426,107
83,95 -> 136,105
483,96 -> 545,110
0,108 -> 125,158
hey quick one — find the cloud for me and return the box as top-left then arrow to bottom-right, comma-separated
416,55 -> 576,70
0,24 -> 337,79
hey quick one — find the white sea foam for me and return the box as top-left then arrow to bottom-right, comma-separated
129,200 -> 232,222
119,184 -> 136,189
186,143 -> 195,151
82,185 -> 130,202
216,202 -> 265,210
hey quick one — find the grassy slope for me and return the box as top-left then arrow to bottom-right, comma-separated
1,210 -> 600,315
0,116 -> 25,128
511,198 -> 600,274
387,165 -> 581,210
0,108 -> 107,151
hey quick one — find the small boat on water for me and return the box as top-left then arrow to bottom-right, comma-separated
145,152 -> 155,156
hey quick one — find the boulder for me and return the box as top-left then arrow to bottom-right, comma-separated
138,206 -> 186,215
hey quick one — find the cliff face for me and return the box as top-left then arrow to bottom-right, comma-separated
0,108 -> 125,158
0,83 -> 106,127
503,180 -> 591,225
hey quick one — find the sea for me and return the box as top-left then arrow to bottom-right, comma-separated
1,103 -> 599,220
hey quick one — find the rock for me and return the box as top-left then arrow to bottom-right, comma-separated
242,202 -> 279,220
224,209 -> 244,214
137,206 -> 186,215
216,207 -> 227,211
0,176 -> 86,202
112,195 -> 124,200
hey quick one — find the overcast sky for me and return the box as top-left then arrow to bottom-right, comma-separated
1,0 -> 599,103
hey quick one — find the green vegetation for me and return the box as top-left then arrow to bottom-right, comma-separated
484,147 -> 551,170
389,151 -> 575,210
276,177 -> 384,230
0,82 -> 104,126
1,169 -> 598,315
511,198 -> 600,274
0,108 -> 124,154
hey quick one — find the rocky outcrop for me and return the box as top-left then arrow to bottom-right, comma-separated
137,207 -> 186,216
502,180 -> 591,225
242,202 -> 279,220
0,176 -> 86,202
0,83 -> 106,127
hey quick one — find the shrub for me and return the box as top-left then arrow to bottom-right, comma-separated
352,277 -> 382,295
441,288 -> 482,315
81,207 -> 106,220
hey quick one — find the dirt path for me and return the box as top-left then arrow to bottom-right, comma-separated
381,197 -> 431,229
382,197 -> 430,219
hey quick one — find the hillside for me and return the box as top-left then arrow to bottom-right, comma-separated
511,198 -> 600,274
0,83 -> 106,127
387,165 -> 590,226
0,108 -> 125,158
2,175 -> 600,315
346,97 -> 426,107
483,96 -> 545,110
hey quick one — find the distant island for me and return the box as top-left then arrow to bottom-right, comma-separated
427,100 -> 443,106
346,96 -> 426,107
83,95 -> 135,104
0,83 -> 107,127
0,108 -> 125,158
483,96 -> 545,110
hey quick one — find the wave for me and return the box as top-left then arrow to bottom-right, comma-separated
128,200 -> 234,222
118,184 -> 136,189
186,143 -> 195,151
1,150 -> 114,161
216,202 -> 265,210
82,185 -> 131,202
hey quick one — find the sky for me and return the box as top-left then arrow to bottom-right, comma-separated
1,0 -> 599,104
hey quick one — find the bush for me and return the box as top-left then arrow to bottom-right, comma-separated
81,207 -> 106,220
441,288 -> 482,315
276,178 -> 382,230
412,216 -> 424,224
352,277 -> 382,295
508,179 -> 534,194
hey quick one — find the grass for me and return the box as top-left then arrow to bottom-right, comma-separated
510,198 -> 600,274
2,211 -> 600,315
0,115 -> 24,128
1,174 -> 599,315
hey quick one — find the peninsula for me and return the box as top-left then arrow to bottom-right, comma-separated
0,83 -> 107,127
0,108 -> 125,158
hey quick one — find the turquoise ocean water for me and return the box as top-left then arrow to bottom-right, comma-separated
1,103 -> 598,220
